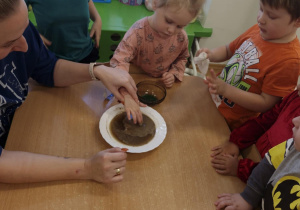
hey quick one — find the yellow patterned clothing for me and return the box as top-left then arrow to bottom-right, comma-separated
110,17 -> 189,81
265,139 -> 293,169
241,139 -> 300,209
263,139 -> 300,210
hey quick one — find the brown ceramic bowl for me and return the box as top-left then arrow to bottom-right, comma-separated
136,80 -> 166,105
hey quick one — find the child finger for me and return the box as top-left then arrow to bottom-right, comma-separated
111,91 -> 124,103
215,199 -> 231,210
211,145 -> 222,151
130,112 -> 137,124
137,113 -> 143,125
210,150 -> 222,157
139,101 -> 147,107
212,163 -> 226,171
89,29 -> 95,38
215,169 -> 230,175
212,155 -> 226,162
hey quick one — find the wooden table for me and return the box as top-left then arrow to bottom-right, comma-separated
0,74 -> 245,210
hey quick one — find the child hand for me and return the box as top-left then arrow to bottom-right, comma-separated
90,18 -> 102,48
124,94 -> 143,125
162,72 -> 175,88
211,154 -> 239,176
196,48 -> 213,61
215,193 -> 252,210
211,142 -> 239,157
204,69 -> 227,95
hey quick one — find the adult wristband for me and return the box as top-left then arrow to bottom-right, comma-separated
89,62 -> 101,81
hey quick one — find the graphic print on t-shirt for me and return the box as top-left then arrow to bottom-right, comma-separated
213,40 -> 260,108
0,61 -> 27,142
264,176 -> 300,210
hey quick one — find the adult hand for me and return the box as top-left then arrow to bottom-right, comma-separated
162,72 -> 175,88
94,65 -> 138,103
90,19 -> 102,48
215,193 -> 253,210
85,148 -> 127,183
88,0 -> 102,48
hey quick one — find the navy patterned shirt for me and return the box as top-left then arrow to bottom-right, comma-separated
0,22 -> 57,148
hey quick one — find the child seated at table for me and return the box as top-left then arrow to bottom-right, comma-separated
197,0 -> 300,131
211,83 -> 300,183
110,0 -> 204,124
214,116 -> 300,209
25,0 -> 102,63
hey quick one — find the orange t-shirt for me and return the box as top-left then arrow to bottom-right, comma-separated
110,17 -> 189,81
216,24 -> 300,130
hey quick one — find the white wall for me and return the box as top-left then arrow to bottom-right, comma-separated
199,0 -> 300,50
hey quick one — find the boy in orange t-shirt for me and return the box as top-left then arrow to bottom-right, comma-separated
198,0 -> 300,131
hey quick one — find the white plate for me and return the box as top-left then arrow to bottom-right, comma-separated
99,103 -> 167,153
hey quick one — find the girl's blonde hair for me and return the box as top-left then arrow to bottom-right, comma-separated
155,0 -> 205,17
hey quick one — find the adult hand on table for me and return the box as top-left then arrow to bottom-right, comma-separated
0,147 -> 126,184
85,148 -> 127,183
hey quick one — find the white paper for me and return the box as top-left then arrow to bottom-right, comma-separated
194,52 -> 222,107
194,52 -> 209,78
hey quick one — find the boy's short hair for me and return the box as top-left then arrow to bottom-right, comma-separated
155,0 -> 204,17
261,0 -> 300,21
0,0 -> 19,21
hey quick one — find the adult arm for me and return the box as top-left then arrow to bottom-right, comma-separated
88,0 -> 102,48
53,59 -> 138,102
0,147 -> 126,183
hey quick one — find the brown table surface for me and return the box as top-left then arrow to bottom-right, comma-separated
0,74 -> 245,210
